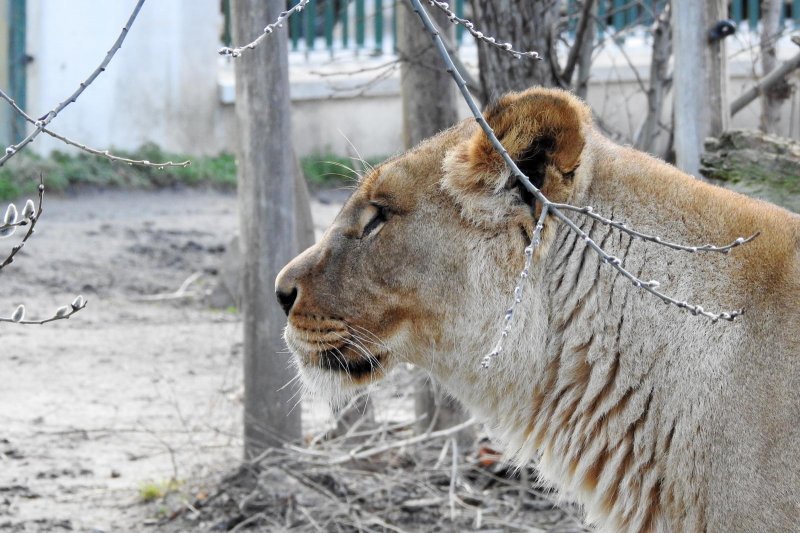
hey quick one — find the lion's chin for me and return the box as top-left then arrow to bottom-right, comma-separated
294,354 -> 387,409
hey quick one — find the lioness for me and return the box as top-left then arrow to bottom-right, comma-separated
276,87 -> 800,532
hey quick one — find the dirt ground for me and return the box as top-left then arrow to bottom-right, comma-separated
0,188 -> 346,532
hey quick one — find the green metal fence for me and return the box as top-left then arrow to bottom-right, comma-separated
220,1 -> 800,56
284,0 -> 467,54
8,0 -> 26,143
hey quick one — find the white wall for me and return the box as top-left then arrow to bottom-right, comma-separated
26,0 -> 225,156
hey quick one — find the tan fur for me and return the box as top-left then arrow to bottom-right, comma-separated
276,87 -> 800,532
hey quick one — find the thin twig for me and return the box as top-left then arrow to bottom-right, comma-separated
0,88 -> 190,168
325,62 -> 400,97
0,298 -> 88,325
482,207 -> 548,368
561,0 -> 597,85
550,203 -> 759,254
0,177 -> 89,326
309,60 -> 400,78
218,0 -> 310,58
129,271 -> 204,302
0,0 -> 147,167
228,512 -> 268,532
426,0 -> 540,60
407,0 -> 753,370
327,418 -> 476,465
431,20 -> 485,103
0,213 -> 34,232
0,177 -> 44,270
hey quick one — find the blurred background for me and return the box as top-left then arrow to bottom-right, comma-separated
2,1 -> 798,160
0,1 -> 798,531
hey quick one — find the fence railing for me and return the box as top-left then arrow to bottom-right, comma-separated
282,0 -> 467,54
221,1 -> 800,58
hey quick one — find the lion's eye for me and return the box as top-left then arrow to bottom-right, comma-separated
362,204 -> 388,238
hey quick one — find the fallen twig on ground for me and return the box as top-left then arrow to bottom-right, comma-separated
162,418 -> 590,532
130,271 -> 205,302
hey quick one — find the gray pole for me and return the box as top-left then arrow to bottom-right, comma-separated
672,0 -> 729,176
232,0 -> 302,458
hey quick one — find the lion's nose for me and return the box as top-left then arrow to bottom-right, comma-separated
275,285 -> 297,316
275,243 -> 319,316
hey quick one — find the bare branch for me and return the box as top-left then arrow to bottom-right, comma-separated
130,271 -> 204,301
427,0 -> 540,60
433,19 -> 485,103
0,88 -> 190,169
0,200 -> 34,234
560,0 -> 596,85
0,177 -> 44,271
548,208 -> 746,323
309,60 -> 400,78
731,37 -> 800,116
0,295 -> 88,325
0,0 -> 147,167
218,0 -> 310,58
407,0 -> 753,369
323,62 -> 400,98
482,207 -> 548,369
325,417 -> 476,465
549,203 -> 759,254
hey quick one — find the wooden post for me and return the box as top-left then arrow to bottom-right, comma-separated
672,0 -> 729,176
232,0 -> 303,459
469,0 -> 560,97
635,3 -> 672,156
705,0 -> 730,137
397,1 -> 458,148
760,0 -> 786,133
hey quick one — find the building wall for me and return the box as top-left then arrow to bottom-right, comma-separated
25,0 -> 225,156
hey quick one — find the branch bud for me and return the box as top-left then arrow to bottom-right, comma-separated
55,306 -> 70,318
1,204 -> 18,237
22,199 -> 35,219
71,295 -> 85,310
4,203 -> 18,224
11,304 -> 25,322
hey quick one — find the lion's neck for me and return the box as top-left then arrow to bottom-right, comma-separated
523,214 -> 679,531
434,178 -> 726,532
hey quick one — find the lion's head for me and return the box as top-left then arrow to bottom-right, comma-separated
276,87 -> 592,404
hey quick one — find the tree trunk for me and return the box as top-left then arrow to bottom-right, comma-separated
635,2 -> 672,156
574,0 -> 598,100
397,1 -> 459,146
469,0 -> 560,100
704,0 -> 730,137
413,376 -> 471,443
759,0 -> 786,133
233,0 -> 303,459
671,0 -> 728,176
398,2 -> 472,444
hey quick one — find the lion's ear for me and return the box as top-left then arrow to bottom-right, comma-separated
442,87 -> 591,227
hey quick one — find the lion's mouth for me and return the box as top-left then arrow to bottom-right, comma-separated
284,318 -> 389,382
317,348 -> 383,378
